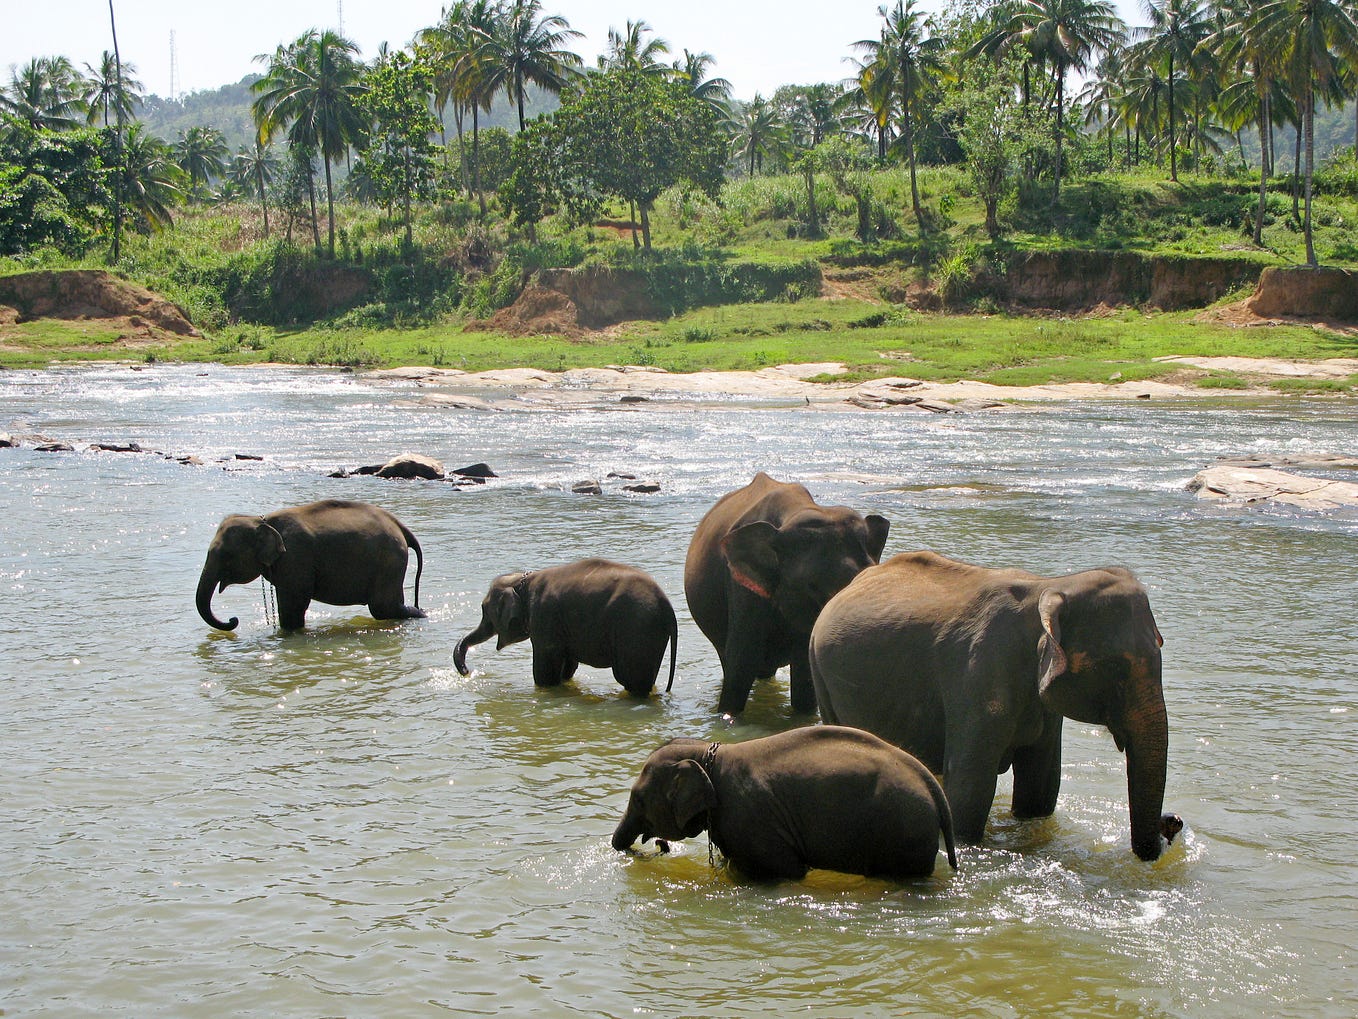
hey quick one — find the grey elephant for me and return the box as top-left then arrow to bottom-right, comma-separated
684,472 -> 890,717
810,551 -> 1174,861
611,725 -> 958,881
196,499 -> 425,631
453,559 -> 678,696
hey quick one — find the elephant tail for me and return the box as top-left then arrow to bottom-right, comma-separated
926,768 -> 959,871
398,520 -> 424,609
665,614 -> 678,693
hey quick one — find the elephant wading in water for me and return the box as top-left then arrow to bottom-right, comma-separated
611,726 -> 958,881
810,551 -> 1175,861
684,473 -> 890,717
196,500 -> 425,631
453,559 -> 678,696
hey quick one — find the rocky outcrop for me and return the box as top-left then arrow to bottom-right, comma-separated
1188,464 -> 1358,510
480,267 -> 657,336
0,270 -> 199,335
1245,266 -> 1358,322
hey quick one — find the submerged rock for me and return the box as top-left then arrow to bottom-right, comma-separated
1188,466 -> 1358,510
376,453 -> 445,480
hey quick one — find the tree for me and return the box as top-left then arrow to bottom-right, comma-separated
1134,0 -> 1213,181
231,139 -> 279,235
945,54 -> 1031,236
119,124 -> 184,231
976,0 -> 1126,201
175,125 -> 229,199
1,56 -> 86,131
359,51 -> 439,247
82,51 -> 142,129
487,0 -> 583,131
0,123 -> 109,255
599,19 -> 671,75
1255,0 -> 1358,264
252,29 -> 368,257
735,94 -> 788,177
854,0 -> 946,221
674,49 -> 733,120
504,69 -> 724,248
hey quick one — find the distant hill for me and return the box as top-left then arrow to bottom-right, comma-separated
137,73 -> 560,155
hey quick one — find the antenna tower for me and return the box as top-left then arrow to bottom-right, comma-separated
169,29 -> 178,102
338,0 -> 344,35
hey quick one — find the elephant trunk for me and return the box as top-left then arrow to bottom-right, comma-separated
196,561 -> 238,631
611,802 -> 643,852
453,616 -> 495,676
1121,663 -> 1169,861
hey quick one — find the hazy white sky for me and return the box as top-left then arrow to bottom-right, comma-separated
8,0 -> 1146,104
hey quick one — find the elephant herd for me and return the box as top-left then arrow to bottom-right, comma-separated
197,472 -> 1180,880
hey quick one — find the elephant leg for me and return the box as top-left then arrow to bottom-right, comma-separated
612,644 -> 663,696
1011,717 -> 1064,819
943,751 -> 1001,844
369,577 -> 425,620
532,645 -> 573,687
276,592 -> 310,631
788,649 -> 817,715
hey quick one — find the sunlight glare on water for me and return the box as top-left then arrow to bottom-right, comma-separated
0,364 -> 1355,1017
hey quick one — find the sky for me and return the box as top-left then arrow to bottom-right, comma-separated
7,0 -> 1149,105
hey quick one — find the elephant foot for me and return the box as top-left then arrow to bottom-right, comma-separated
1160,813 -> 1184,844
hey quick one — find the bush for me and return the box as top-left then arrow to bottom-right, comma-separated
600,247 -> 823,315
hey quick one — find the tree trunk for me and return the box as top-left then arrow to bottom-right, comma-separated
640,202 -> 652,249
257,160 -> 269,237
1254,114 -> 1268,246
904,76 -> 921,223
323,156 -> 336,258
473,105 -> 486,217
1303,84 -> 1316,266
1292,123 -> 1302,222
306,162 -> 321,251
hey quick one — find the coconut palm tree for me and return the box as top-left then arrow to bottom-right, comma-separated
176,125 -> 230,200
675,49 -> 733,120
599,19 -> 672,75
252,28 -> 368,257
2,56 -> 86,131
82,51 -> 142,128
735,94 -> 788,176
119,124 -> 183,231
231,139 -> 280,235
487,0 -> 582,131
853,0 -> 945,221
1255,0 -> 1358,264
1133,0 -> 1213,181
977,0 -> 1126,201
840,52 -> 897,161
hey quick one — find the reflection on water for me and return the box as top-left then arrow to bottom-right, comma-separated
1,365 -> 1355,1016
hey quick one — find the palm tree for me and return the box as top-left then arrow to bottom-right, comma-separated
735,94 -> 787,176
231,139 -> 280,235
840,52 -> 896,161
252,29 -> 368,257
1078,45 -> 1126,168
1134,0 -> 1213,181
853,1 -> 945,221
1255,0 -> 1358,264
488,0 -> 583,131
176,125 -> 229,200
82,51 -> 142,128
599,19 -> 671,75
979,0 -> 1126,201
675,49 -> 733,119
119,124 -> 184,231
2,56 -> 86,130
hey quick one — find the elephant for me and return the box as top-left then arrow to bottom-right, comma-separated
196,499 -> 425,631
683,472 -> 890,717
809,550 -> 1174,861
453,558 -> 678,696
611,725 -> 958,881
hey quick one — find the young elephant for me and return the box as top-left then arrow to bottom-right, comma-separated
196,499 -> 425,631
453,559 -> 678,696
612,726 -> 958,881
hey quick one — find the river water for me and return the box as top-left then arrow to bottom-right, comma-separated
1,364 -> 1355,1017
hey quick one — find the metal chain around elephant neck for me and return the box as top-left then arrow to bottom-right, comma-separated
701,742 -> 721,870
260,577 -> 277,627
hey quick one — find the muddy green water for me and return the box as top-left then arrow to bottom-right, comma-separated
1,365 -> 1355,1017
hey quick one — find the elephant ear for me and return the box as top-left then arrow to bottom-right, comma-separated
865,514 -> 891,561
254,520 -> 286,566
669,759 -> 716,833
722,520 -> 781,600
1036,588 -> 1105,725
491,584 -> 526,650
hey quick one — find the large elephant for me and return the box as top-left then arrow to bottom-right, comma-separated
684,472 -> 890,716
611,725 -> 958,881
453,559 -> 677,696
810,551 -> 1173,861
196,499 -> 425,631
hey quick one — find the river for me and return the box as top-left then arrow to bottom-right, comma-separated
1,364 -> 1354,1017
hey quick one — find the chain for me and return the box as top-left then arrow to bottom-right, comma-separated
261,577 -> 277,627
